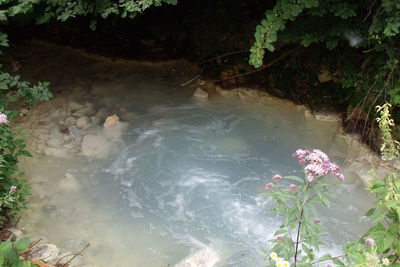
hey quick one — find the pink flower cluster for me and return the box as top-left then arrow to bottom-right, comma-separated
292,149 -> 344,182
0,112 -> 9,125
289,184 -> 298,192
265,183 -> 274,190
272,175 -> 282,181
313,218 -> 321,224
363,236 -> 375,246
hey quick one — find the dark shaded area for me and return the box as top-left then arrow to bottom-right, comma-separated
5,0 -> 385,152
8,0 -> 344,107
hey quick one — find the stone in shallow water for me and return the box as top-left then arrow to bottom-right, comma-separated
59,173 -> 81,192
103,114 -> 120,127
81,134 -> 112,158
76,116 -> 91,129
43,147 -> 70,158
193,88 -> 209,99
69,101 -> 84,112
175,247 -> 220,267
46,138 -> 62,147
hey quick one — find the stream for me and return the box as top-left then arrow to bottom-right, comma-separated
15,43 -> 375,266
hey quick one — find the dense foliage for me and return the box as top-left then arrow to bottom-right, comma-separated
0,1 -> 52,226
0,237 -> 35,266
250,0 -> 400,117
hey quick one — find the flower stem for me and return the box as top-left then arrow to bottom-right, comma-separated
294,182 -> 312,266
294,208 -> 304,266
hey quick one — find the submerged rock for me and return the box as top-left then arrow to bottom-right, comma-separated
102,114 -> 128,141
193,88 -> 209,99
29,244 -> 59,263
81,134 -> 112,158
59,173 -> 81,192
175,247 -> 220,267
46,138 -> 62,147
69,101 -> 84,112
103,114 -> 120,127
43,147 -> 70,158
103,121 -> 128,141
76,116 -> 91,129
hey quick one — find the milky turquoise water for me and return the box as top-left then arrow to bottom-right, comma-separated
18,44 -> 374,266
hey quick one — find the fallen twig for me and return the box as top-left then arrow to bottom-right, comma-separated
197,49 -> 248,65
29,260 -> 55,267
19,238 -> 43,254
60,243 -> 90,265
180,69 -> 204,87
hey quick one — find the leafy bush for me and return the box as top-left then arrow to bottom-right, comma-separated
0,238 -> 35,267
343,104 -> 400,266
250,0 -> 400,115
0,21 -> 51,225
344,171 -> 399,266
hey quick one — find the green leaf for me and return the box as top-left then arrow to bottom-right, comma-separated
275,228 -> 287,235
11,261 -> 33,267
318,253 -> 332,261
15,238 -> 30,252
0,241 -> 12,257
373,212 -> 386,223
332,257 -> 344,265
365,208 -> 375,217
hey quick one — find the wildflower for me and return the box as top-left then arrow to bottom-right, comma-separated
335,173 -> 345,182
282,261 -> 290,267
313,218 -> 320,224
293,148 -> 345,182
276,263 -> 283,267
265,183 -> 274,191
365,253 -> 379,265
276,236 -> 284,243
382,258 -> 390,266
275,257 -> 283,262
272,174 -> 282,181
292,149 -> 310,164
0,112 -> 9,125
363,236 -> 375,246
305,163 -> 326,181
289,184 -> 298,192
270,252 -> 278,260
9,185 -> 17,192
306,149 -> 329,164
326,162 -> 341,173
